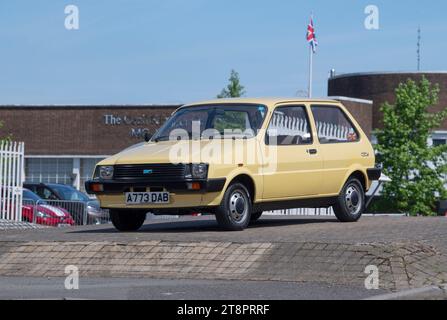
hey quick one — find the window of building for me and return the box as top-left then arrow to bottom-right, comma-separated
432,139 -> 447,147
311,106 -> 359,144
25,158 -> 73,185
80,158 -> 105,193
266,106 -> 312,145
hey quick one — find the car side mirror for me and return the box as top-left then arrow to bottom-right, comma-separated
144,132 -> 152,142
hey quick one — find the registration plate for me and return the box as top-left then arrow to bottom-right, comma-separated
125,192 -> 170,205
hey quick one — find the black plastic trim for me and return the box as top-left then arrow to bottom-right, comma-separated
367,168 -> 382,181
85,178 -> 226,195
253,197 -> 338,212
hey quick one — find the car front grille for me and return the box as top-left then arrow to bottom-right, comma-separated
113,164 -> 186,181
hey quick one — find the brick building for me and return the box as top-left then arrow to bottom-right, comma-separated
328,71 -> 447,144
0,105 -> 178,191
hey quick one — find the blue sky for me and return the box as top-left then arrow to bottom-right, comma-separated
0,0 -> 446,104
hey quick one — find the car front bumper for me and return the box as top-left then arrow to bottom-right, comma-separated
85,178 -> 227,195
85,178 -> 227,210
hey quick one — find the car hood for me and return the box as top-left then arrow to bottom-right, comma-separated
100,139 -> 261,166
103,141 -> 202,165
37,205 -> 71,218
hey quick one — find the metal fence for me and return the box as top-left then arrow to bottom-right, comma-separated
267,208 -> 335,216
0,141 -> 25,222
22,199 -> 110,227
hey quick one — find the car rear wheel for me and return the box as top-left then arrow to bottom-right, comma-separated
110,210 -> 147,232
333,178 -> 365,223
215,183 -> 252,231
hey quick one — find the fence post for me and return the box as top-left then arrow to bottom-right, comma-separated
0,141 -> 4,220
83,203 -> 88,226
0,141 -> 25,222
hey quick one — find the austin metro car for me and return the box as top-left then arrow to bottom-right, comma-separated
86,98 -> 381,231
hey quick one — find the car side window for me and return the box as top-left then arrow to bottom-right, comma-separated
37,187 -> 58,200
266,106 -> 313,146
311,105 -> 360,144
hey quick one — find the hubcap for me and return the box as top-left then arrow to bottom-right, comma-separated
229,191 -> 248,222
345,185 -> 362,215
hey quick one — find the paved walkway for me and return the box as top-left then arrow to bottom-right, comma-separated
0,216 -> 446,292
0,219 -> 45,231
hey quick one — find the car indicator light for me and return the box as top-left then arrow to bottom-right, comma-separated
91,184 -> 104,192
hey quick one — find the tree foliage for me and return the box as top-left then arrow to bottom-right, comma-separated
217,70 -> 246,98
375,77 -> 447,216
0,120 -> 12,142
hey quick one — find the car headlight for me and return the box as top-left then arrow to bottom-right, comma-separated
36,211 -> 52,219
185,164 -> 209,179
99,166 -> 114,180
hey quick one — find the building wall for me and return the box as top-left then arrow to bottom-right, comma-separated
328,72 -> 447,129
0,105 -> 179,156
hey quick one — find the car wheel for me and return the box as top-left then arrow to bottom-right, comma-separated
333,178 -> 365,223
110,210 -> 147,232
215,183 -> 252,231
250,211 -> 263,223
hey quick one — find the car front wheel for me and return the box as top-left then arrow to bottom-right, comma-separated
250,211 -> 263,223
215,183 -> 252,231
333,178 -> 365,223
110,210 -> 147,231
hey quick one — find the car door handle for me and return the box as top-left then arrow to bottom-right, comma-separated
307,149 -> 318,155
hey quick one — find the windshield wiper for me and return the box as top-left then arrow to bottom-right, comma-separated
153,136 -> 171,143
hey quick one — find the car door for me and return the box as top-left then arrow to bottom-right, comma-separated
262,104 -> 323,199
310,104 -> 364,195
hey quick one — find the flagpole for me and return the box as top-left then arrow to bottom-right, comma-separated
308,45 -> 313,98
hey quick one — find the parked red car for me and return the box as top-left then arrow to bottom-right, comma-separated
22,189 -> 75,227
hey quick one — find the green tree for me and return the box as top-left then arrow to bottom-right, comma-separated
376,77 -> 447,216
0,120 -> 12,142
217,70 -> 246,98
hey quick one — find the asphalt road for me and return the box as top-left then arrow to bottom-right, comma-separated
1,216 -> 446,298
0,277 -> 385,300
2,216 -> 447,249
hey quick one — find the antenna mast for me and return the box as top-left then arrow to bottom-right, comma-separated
417,27 -> 421,71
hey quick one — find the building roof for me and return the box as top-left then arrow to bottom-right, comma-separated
0,104 -> 182,109
0,97 -> 374,109
329,71 -> 447,80
183,97 -> 341,108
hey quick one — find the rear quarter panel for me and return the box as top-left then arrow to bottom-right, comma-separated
309,102 -> 375,195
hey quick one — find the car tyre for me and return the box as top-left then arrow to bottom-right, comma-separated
215,183 -> 252,231
250,211 -> 263,223
333,178 -> 365,223
110,210 -> 147,232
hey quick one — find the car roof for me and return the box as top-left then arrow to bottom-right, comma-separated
182,97 -> 340,109
24,183 -> 72,188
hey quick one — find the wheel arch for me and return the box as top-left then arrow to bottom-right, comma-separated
228,174 -> 256,202
346,170 -> 368,192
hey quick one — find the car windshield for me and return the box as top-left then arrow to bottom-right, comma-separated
50,185 -> 90,202
152,104 -> 267,141
22,189 -> 46,204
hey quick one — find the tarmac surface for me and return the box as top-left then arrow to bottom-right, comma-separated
0,216 -> 446,294
0,276 -> 384,300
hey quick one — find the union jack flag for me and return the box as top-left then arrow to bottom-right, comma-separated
307,16 -> 318,53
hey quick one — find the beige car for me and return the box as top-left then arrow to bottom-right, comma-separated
86,98 -> 380,231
